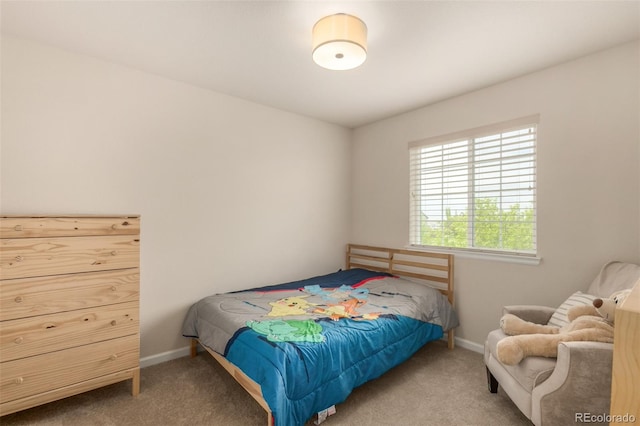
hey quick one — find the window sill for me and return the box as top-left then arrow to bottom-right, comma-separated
405,245 -> 542,266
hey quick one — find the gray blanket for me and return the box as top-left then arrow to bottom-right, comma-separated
182,276 -> 459,355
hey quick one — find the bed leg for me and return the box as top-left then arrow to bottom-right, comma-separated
190,339 -> 198,358
447,329 -> 455,349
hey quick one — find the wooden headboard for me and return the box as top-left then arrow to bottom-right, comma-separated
346,243 -> 455,348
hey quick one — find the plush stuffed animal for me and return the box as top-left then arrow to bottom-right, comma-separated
496,289 -> 631,365
592,289 -> 631,321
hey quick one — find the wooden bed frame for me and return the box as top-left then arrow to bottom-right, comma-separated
190,243 -> 455,426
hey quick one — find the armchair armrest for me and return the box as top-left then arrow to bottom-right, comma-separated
531,341 -> 613,426
502,305 -> 556,325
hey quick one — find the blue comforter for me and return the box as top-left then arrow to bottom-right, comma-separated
182,269 -> 458,426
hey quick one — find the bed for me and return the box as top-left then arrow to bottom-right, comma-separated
182,244 -> 458,426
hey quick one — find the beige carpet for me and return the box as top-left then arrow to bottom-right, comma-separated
1,341 -> 531,426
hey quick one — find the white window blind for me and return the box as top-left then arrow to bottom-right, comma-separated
409,115 -> 538,256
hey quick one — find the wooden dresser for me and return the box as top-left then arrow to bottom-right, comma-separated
0,215 -> 140,416
610,278 -> 640,425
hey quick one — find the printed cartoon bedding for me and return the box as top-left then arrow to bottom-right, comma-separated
182,268 -> 459,426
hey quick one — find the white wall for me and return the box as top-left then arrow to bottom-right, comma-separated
0,36 -> 352,358
351,41 -> 640,347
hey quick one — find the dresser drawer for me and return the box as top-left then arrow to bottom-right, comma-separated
0,270 -> 139,321
0,334 -> 139,404
1,301 -> 139,362
1,368 -> 139,416
0,236 -> 139,280
0,216 -> 140,239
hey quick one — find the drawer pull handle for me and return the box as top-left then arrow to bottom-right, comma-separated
111,285 -> 117,291
111,320 -> 117,326
109,354 -> 118,361
15,377 -> 24,385
14,337 -> 23,344
111,224 -> 117,230
14,296 -> 23,303
15,256 -> 24,262
111,251 -> 117,256
14,225 -> 23,231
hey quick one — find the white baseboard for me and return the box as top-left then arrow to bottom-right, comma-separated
140,345 -> 194,368
454,337 -> 484,353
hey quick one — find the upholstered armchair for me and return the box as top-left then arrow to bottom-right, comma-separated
484,261 -> 640,426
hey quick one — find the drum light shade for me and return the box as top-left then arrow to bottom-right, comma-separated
312,14 -> 367,71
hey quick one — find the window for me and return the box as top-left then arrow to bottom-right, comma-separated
409,115 -> 538,256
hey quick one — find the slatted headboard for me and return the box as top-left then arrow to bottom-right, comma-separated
346,243 -> 455,348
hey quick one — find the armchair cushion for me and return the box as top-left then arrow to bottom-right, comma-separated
587,261 -> 640,297
547,291 -> 597,328
486,329 -> 556,392
503,305 -> 556,325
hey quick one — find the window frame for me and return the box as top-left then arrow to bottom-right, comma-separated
408,115 -> 539,258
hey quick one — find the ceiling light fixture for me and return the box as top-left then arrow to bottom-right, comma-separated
312,13 -> 367,71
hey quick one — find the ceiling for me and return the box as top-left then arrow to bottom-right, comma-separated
1,1 -> 639,128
